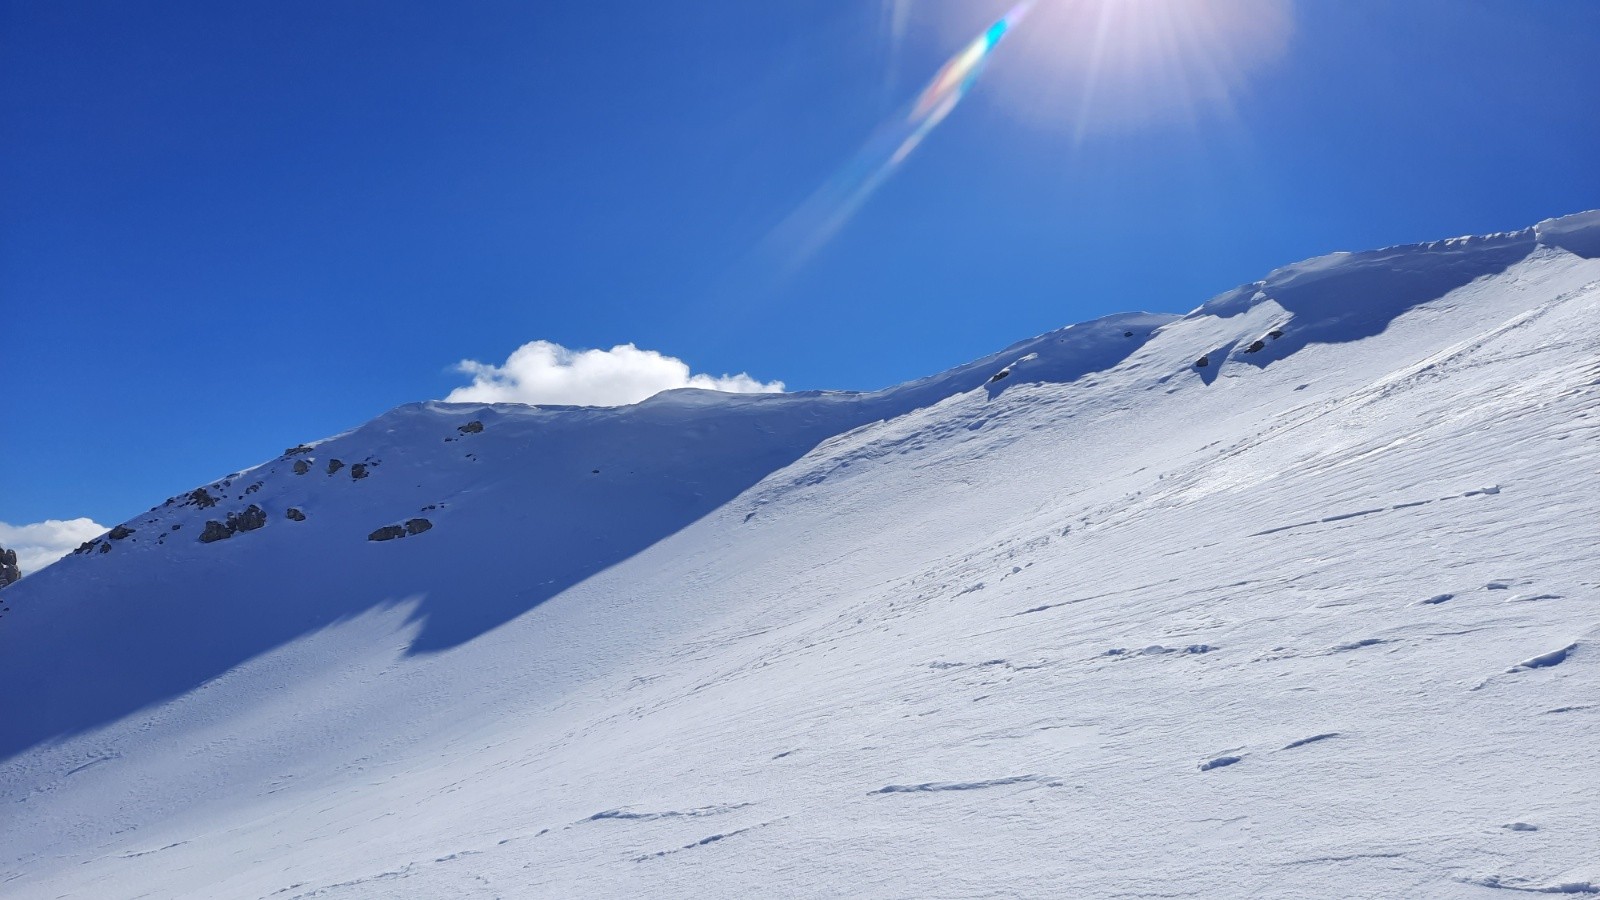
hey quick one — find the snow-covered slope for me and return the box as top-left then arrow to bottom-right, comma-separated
2,212 -> 1598,898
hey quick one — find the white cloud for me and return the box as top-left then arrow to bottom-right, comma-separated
446,341 -> 785,407
0,518 -> 107,577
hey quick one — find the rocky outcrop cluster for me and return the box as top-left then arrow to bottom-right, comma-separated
199,505 -> 269,544
59,437 -> 391,561
0,546 -> 20,588
71,519 -> 142,556
319,458 -> 379,480
185,488 -> 219,509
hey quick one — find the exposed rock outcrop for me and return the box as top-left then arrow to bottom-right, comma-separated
458,420 -> 484,434
368,517 -> 433,542
198,505 -> 268,543
0,546 -> 20,588
231,505 -> 268,533
327,459 -> 345,476
109,525 -> 136,540
286,508 -> 306,522
186,488 -> 219,509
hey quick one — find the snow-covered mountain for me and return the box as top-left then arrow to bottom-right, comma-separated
2,212 -> 1598,898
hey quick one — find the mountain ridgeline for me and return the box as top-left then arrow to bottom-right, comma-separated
2,212 -> 1598,898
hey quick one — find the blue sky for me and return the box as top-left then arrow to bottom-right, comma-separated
3,0 -> 1598,529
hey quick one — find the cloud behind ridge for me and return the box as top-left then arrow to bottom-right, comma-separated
446,341 -> 784,407
0,518 -> 107,576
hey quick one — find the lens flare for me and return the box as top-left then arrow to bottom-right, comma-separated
973,0 -> 1293,137
771,2 -> 1033,265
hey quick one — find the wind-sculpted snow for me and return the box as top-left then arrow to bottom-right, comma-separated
1537,209 -> 1600,259
1190,209 -> 1600,371
1,213 -> 1598,898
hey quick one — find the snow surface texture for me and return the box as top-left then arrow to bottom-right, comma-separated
2,212 -> 1598,898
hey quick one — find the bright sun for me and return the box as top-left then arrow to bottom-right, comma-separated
920,0 -> 1295,136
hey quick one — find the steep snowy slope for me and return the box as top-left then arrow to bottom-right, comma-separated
2,212 -> 1598,898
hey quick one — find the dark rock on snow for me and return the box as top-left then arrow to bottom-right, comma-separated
368,525 -> 407,542
230,505 -> 268,533
198,505 -> 268,543
0,547 -> 20,588
369,518 -> 433,541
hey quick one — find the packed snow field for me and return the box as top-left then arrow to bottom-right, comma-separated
2,213 -> 1598,898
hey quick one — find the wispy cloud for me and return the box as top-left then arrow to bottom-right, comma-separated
0,518 -> 107,576
445,341 -> 784,407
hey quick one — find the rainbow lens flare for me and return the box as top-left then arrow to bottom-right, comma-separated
772,2 -> 1032,264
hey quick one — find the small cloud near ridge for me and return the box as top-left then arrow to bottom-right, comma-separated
446,341 -> 785,407
0,518 -> 107,576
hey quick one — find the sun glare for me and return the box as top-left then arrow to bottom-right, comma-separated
928,0 -> 1294,136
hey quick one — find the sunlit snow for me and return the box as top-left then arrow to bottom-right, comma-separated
1,212 -> 1597,898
